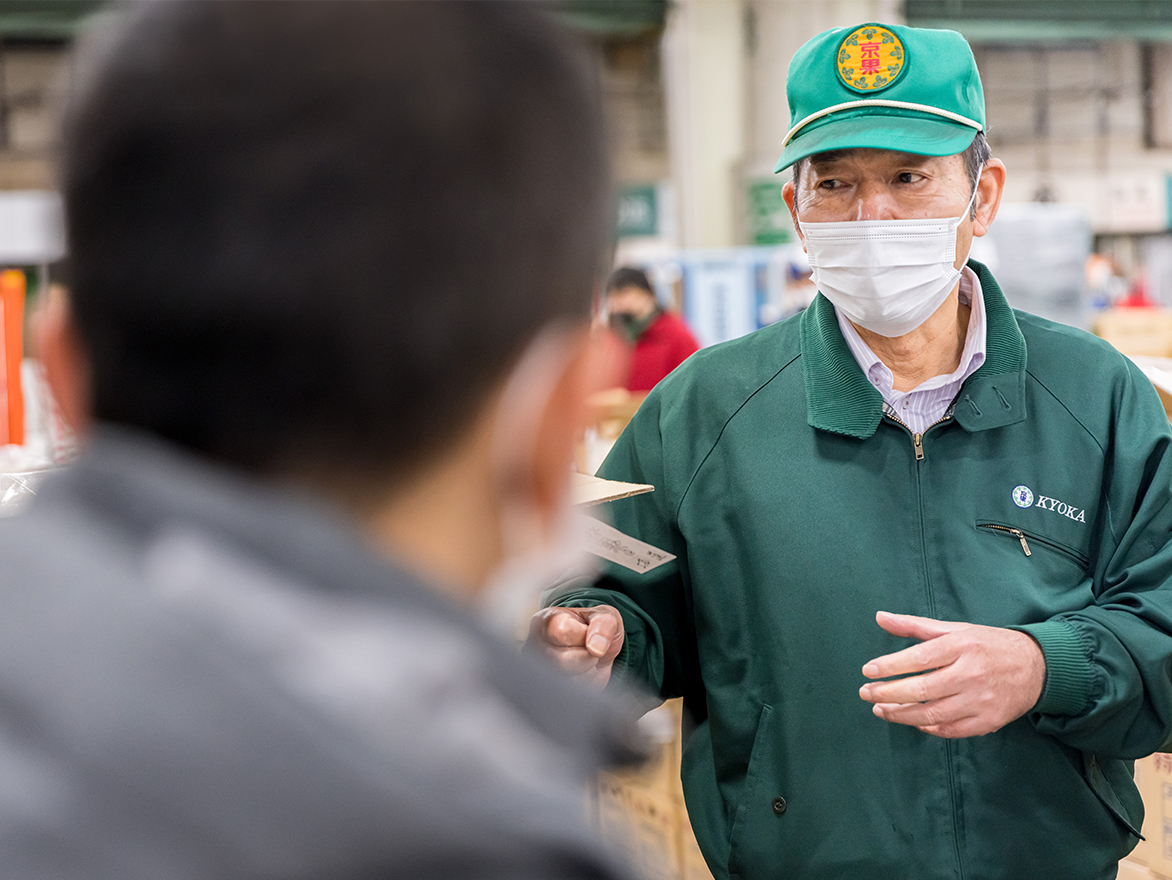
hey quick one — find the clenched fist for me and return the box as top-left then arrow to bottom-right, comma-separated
526,605 -> 625,687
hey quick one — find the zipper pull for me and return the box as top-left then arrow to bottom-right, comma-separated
913,433 -> 924,461
1011,528 -> 1031,557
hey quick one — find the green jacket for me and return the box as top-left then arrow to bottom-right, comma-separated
553,262 -> 1172,880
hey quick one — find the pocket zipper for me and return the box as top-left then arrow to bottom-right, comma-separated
977,522 -> 1090,567
979,523 -> 1031,556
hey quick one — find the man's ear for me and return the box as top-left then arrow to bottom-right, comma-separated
782,178 -> 806,251
972,158 -> 1006,238
31,287 -> 91,433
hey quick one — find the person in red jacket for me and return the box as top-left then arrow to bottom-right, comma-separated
605,267 -> 700,392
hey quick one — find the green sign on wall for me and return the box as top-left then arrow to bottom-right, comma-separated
746,179 -> 793,245
616,184 -> 658,238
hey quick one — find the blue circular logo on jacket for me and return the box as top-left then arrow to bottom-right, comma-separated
1012,485 -> 1034,508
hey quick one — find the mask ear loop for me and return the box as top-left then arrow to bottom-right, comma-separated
961,163 -> 983,222
956,163 -> 986,270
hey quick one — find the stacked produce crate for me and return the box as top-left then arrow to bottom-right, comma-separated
594,698 -> 713,880
1122,756 -> 1172,879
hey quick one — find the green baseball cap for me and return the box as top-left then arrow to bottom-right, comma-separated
774,21 -> 985,172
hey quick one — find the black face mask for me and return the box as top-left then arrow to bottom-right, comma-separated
608,306 -> 661,343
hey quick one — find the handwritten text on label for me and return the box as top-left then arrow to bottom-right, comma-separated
584,519 -> 676,574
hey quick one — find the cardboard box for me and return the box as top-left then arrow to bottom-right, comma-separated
1119,857 -> 1161,880
596,699 -> 698,880
626,785 -> 682,880
677,795 -> 716,880
1129,356 -> 1172,421
606,738 -> 680,798
595,778 -> 682,880
587,388 -> 647,441
596,774 -> 633,842
1095,309 -> 1172,358
1131,755 -> 1172,876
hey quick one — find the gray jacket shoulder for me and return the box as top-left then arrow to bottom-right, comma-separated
0,455 -> 637,880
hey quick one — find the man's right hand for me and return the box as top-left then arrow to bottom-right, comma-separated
526,605 -> 625,687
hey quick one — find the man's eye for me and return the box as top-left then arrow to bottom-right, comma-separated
897,172 -> 924,184
816,179 -> 840,191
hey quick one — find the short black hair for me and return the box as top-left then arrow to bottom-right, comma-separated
605,267 -> 654,296
63,1 -> 610,479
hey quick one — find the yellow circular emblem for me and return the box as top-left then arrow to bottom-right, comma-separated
836,25 -> 906,93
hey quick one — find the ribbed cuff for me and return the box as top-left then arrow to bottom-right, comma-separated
1013,620 -> 1093,716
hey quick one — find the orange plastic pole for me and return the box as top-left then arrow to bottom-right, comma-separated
0,270 -> 25,445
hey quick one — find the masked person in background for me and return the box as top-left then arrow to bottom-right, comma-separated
0,3 -> 647,878
605,267 -> 699,393
529,21 -> 1172,880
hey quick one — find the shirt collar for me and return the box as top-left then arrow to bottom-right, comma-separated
834,266 -> 988,397
800,260 -> 1027,439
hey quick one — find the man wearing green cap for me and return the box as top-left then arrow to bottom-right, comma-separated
529,21 -> 1172,879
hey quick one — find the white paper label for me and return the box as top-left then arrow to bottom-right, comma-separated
584,519 -> 676,574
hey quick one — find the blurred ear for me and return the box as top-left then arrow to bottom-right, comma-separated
526,327 -> 622,517
972,158 -> 1006,238
32,287 -> 91,433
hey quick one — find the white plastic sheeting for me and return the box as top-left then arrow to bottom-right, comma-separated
0,190 -> 63,265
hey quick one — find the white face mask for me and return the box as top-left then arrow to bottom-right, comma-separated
477,325 -> 596,638
799,182 -> 980,338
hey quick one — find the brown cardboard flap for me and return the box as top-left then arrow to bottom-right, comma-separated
1095,309 -> 1172,358
573,472 -> 655,507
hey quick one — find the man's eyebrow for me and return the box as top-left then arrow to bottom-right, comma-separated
807,150 -> 935,171
807,151 -> 848,170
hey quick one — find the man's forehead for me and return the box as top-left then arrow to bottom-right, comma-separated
807,149 -> 949,170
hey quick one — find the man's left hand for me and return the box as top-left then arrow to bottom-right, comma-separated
858,611 -> 1046,738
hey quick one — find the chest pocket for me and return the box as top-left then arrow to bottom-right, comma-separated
973,517 -> 1095,614
976,520 -> 1090,571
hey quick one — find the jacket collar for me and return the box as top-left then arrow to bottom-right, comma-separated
800,259 -> 1027,439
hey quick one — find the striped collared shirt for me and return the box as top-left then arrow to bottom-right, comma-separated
835,266 -> 987,434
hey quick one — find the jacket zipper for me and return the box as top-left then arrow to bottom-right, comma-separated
978,523 -> 1031,556
884,411 -> 952,461
884,407 -> 966,880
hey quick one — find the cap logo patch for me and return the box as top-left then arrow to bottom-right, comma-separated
836,25 -> 906,93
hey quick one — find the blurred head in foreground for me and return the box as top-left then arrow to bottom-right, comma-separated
43,0 -> 613,597
6,4 -> 640,877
